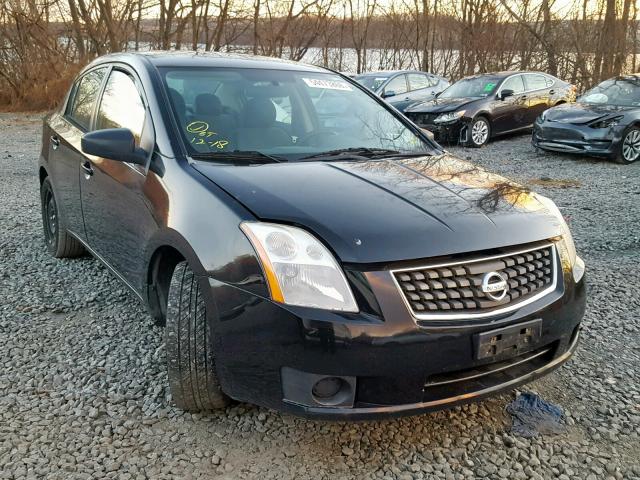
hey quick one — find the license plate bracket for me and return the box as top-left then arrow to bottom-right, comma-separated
474,319 -> 542,360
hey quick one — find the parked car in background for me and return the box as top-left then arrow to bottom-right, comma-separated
533,74 -> 640,164
40,52 -> 585,419
355,70 -> 449,112
405,71 -> 576,147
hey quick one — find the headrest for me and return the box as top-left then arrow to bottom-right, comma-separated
195,93 -> 223,116
243,98 -> 276,128
168,88 -> 185,117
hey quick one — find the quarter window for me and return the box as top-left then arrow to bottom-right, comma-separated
501,75 -> 525,94
67,68 -> 107,130
385,75 -> 408,96
96,70 -> 145,145
525,74 -> 550,91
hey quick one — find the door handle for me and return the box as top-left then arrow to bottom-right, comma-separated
81,161 -> 94,177
50,136 -> 60,150
549,89 -> 555,95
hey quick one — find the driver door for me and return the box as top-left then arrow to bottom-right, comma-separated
80,66 -> 158,293
492,75 -> 528,134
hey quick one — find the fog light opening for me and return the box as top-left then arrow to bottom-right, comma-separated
311,377 -> 352,406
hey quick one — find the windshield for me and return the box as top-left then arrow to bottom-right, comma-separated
439,76 -> 501,99
578,78 -> 640,107
161,68 -> 431,160
354,75 -> 389,92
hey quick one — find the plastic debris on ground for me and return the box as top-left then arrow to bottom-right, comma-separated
506,392 -> 566,438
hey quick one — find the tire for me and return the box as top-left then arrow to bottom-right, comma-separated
40,177 -> 85,258
616,127 -> 640,164
465,116 -> 491,148
166,261 -> 229,411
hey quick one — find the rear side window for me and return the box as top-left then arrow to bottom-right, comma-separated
408,74 -> 429,91
67,68 -> 107,130
96,70 -> 145,145
525,74 -> 550,91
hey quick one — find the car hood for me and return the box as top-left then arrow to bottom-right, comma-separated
405,97 -> 479,114
545,102 -> 637,124
194,155 -> 563,264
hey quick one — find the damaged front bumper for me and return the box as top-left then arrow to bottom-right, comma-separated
532,120 -> 623,158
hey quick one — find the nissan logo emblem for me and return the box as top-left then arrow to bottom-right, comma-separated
481,271 -> 509,301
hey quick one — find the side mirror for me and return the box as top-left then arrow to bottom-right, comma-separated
381,90 -> 396,99
81,128 -> 147,165
500,89 -> 514,100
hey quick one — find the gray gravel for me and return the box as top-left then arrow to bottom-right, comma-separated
1,114 -> 639,480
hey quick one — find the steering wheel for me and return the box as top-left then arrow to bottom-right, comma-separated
297,129 -> 340,147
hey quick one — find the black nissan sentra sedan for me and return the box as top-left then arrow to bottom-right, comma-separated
40,52 -> 586,419
405,71 -> 575,147
533,74 -> 640,164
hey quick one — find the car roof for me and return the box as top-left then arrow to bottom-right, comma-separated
356,70 -> 428,77
86,51 -> 330,73
457,71 -> 554,80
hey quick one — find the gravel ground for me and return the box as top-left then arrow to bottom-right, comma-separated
1,113 -> 639,480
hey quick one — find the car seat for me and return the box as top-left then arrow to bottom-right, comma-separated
236,98 -> 292,151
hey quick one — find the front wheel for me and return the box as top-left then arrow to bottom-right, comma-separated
465,117 -> 491,148
617,127 -> 640,164
166,261 -> 230,412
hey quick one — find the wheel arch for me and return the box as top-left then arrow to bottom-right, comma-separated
144,228 -> 209,325
39,166 -> 49,185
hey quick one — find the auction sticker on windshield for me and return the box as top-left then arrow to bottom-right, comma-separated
303,78 -> 352,91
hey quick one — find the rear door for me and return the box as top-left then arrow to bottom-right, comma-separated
80,66 -> 158,292
524,73 -> 553,124
47,67 -> 108,240
492,75 -> 528,133
403,73 -> 439,108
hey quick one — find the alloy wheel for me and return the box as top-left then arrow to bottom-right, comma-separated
471,119 -> 489,146
622,130 -> 640,163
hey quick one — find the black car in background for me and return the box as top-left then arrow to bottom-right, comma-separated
39,52 -> 585,419
355,70 -> 449,112
533,74 -> 640,164
405,71 -> 576,147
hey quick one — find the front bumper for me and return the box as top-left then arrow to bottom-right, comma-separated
207,252 -> 586,420
407,115 -> 465,144
532,121 -> 623,158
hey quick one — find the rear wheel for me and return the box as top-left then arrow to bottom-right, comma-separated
465,116 -> 491,147
40,177 -> 85,258
617,127 -> 640,164
166,261 -> 230,411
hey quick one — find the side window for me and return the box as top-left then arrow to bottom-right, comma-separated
501,75 -> 525,94
67,68 -> 107,130
385,75 -> 408,96
96,70 -> 145,145
525,74 -> 549,91
408,74 -> 430,91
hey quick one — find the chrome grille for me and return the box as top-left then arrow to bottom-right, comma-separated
392,244 -> 557,319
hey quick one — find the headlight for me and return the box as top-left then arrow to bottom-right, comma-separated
535,194 -> 578,270
240,222 -> 358,312
433,110 -> 465,124
589,115 -> 623,129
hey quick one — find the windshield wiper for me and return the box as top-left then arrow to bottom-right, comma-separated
191,150 -> 286,164
297,147 -> 431,161
297,147 -> 401,161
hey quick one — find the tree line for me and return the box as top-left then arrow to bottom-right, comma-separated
0,0 -> 637,110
